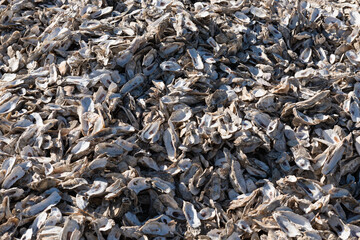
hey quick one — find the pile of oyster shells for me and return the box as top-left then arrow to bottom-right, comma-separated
2,0 -> 360,239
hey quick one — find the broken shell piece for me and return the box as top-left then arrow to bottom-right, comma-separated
94,217 -> 115,232
61,178 -> 88,190
95,143 -> 125,157
76,193 -> 88,210
299,48 -> 312,63
141,120 -> 162,142
328,212 -> 351,240
166,207 -> 186,220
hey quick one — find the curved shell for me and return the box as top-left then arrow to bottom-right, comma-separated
23,191 -> 62,217
160,61 -> 181,72
0,96 -> 19,114
60,178 -> 88,190
85,179 -> 108,198
71,141 -> 90,155
250,7 -> 267,18
170,108 -> 192,123
127,177 -> 152,194
182,201 -> 201,228
141,120 -> 162,142
197,207 -> 216,220
2,166 -> 25,189
140,221 -> 170,236
346,50 -> 360,65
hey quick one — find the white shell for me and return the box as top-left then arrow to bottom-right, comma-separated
85,179 -> 108,198
182,201 -> 201,228
160,61 -> 181,72
198,207 -> 216,220
187,48 -> 204,70
250,7 -> 267,18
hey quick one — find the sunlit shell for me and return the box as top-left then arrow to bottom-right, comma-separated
0,0 -> 359,238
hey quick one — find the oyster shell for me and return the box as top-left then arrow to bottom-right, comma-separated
0,0 -> 360,238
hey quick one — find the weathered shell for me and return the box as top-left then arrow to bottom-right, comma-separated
229,159 -> 246,194
2,166 -> 25,189
60,217 -> 82,240
61,178 -> 88,190
141,120 -> 162,142
250,7 -> 267,18
0,96 -> 19,114
127,177 -> 151,194
140,221 -> 170,236
95,143 -> 125,157
23,191 -> 62,217
328,212 -> 351,240
71,141 -> 90,155
299,48 -> 312,63
187,48 -> 204,70
2,0 -> 360,238
160,61 -> 181,72
119,74 -> 145,97
44,207 -> 62,227
234,12 -> 251,24
346,50 -> 360,65
163,123 -> 177,161
182,201 -> 201,228
170,108 -> 192,123
85,179 -> 108,198
197,208 -> 216,220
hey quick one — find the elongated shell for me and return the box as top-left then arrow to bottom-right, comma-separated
182,201 -> 201,228
23,191 -> 62,217
187,48 -> 204,70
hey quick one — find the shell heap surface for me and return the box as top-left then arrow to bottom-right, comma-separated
1,0 -> 360,239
